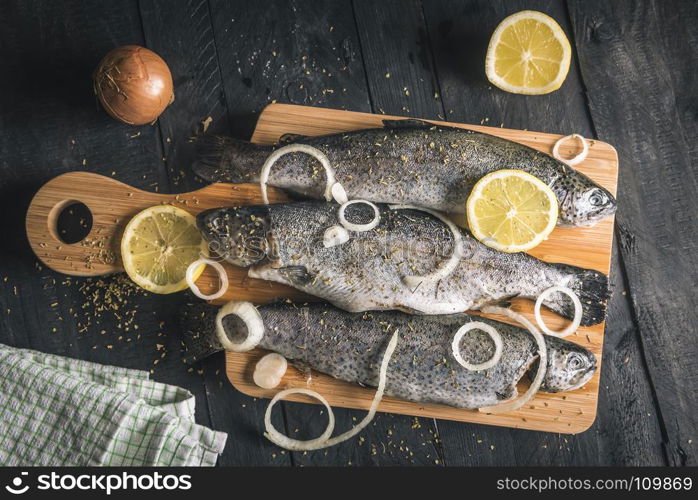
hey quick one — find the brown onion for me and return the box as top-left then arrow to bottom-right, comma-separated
93,45 -> 174,125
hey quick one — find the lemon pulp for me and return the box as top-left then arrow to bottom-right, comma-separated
466,169 -> 558,253
486,10 -> 571,95
121,205 -> 207,294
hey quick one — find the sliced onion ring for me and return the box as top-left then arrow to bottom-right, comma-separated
260,144 -> 335,204
323,225 -> 350,248
264,329 -> 399,451
552,134 -> 588,167
331,182 -> 349,204
389,205 -> 463,289
215,300 -> 264,352
186,258 -> 229,300
534,286 -> 582,338
452,321 -> 503,371
479,306 -> 547,414
338,200 -> 380,232
265,388 -> 336,449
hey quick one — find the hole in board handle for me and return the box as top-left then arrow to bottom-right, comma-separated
48,200 -> 93,244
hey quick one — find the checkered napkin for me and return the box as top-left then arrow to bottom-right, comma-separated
0,344 -> 227,466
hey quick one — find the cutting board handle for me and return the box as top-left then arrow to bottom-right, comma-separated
26,172 -> 143,276
25,171 -> 289,277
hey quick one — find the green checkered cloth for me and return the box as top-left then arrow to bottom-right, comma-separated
0,343 -> 227,466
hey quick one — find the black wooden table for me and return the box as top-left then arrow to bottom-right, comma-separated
0,0 -> 695,466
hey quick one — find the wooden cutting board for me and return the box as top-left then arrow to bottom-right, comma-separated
26,103 -> 618,434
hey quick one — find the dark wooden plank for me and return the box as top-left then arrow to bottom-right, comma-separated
139,0 -> 232,193
209,0 -> 371,139
0,0 -> 214,439
353,0 -> 444,119
137,0 -> 285,465
568,0 -> 698,466
423,0 -> 666,465
425,0 -> 591,134
0,0 -> 166,358
591,244 -> 665,465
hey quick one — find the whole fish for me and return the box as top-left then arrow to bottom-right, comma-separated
197,201 -> 609,326
179,301 -> 597,409
194,120 -> 616,227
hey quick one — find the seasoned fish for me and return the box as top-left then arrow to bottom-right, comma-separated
197,201 -> 609,326
180,301 -> 597,409
194,120 -> 616,227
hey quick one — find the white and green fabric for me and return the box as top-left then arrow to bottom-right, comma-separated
0,343 -> 227,466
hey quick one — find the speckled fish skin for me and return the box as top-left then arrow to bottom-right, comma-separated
196,201 -> 609,326
180,302 -> 597,409
194,120 -> 616,227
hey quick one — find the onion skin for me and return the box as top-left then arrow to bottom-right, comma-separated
93,45 -> 174,125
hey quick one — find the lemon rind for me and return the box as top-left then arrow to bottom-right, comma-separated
485,10 -> 572,96
121,205 -> 207,294
466,169 -> 558,253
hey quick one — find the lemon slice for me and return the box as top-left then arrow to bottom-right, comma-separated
485,10 -> 571,95
466,169 -> 558,253
121,205 -> 207,294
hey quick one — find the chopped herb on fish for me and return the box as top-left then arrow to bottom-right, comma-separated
179,301 -> 597,409
194,119 -> 616,227
197,201 -> 609,325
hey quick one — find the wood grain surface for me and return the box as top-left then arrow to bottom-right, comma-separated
570,0 -> 698,465
4,0 -> 692,466
26,103 -> 618,433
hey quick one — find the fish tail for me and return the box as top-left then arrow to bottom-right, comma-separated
545,267 -> 610,326
178,303 -> 222,364
194,135 -> 272,183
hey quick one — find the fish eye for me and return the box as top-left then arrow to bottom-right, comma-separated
589,190 -> 606,207
567,353 -> 584,369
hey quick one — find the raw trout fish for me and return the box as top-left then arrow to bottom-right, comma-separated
194,120 -> 616,227
197,201 -> 610,326
179,301 -> 597,409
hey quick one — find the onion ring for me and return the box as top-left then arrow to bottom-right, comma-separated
323,225 -> 350,248
264,388 -> 336,449
552,134 -> 588,166
215,300 -> 264,352
264,329 -> 399,451
389,205 -> 463,289
338,200 -> 381,232
534,286 -> 582,337
479,306 -> 547,414
451,321 -> 503,371
186,258 -> 229,300
331,182 -> 349,204
260,144 -> 335,204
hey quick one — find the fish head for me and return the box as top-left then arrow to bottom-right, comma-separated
542,339 -> 597,392
551,166 -> 616,226
196,206 -> 271,267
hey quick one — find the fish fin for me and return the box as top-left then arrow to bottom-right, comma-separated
278,266 -> 313,286
544,267 -> 610,326
278,133 -> 311,144
177,303 -> 222,364
194,135 -> 271,183
381,118 -> 434,129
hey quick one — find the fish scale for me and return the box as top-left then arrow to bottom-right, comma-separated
179,301 -> 598,410
197,201 -> 609,326
194,119 -> 616,227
